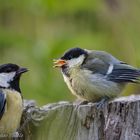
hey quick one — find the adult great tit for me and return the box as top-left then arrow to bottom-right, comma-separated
0,63 -> 28,136
54,47 -> 140,104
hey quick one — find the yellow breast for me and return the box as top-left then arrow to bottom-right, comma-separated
0,89 -> 23,135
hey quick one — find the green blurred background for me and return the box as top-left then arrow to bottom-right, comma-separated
0,0 -> 140,105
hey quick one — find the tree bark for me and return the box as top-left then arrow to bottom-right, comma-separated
17,95 -> 140,140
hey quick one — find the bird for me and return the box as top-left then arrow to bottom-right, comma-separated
54,47 -> 140,106
0,63 -> 28,136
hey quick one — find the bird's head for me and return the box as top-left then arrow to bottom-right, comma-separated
0,63 -> 28,92
54,48 -> 88,69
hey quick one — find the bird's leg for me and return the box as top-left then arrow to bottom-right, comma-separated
96,97 -> 109,109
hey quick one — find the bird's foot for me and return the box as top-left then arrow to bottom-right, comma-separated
96,97 -> 109,109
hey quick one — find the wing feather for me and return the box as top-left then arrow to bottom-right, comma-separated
0,91 -> 6,119
82,50 -> 140,83
107,68 -> 140,83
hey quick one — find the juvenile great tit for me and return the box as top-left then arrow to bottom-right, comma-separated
0,63 -> 28,136
54,47 -> 140,104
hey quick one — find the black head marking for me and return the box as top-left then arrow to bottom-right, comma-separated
61,48 -> 87,60
0,63 -> 27,93
0,63 -> 19,73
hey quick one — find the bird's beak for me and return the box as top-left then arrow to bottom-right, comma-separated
17,67 -> 28,75
53,59 -> 67,68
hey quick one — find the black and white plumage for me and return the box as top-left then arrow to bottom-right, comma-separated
54,47 -> 140,102
0,63 -> 28,135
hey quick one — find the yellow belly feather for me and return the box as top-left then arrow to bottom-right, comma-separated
0,89 -> 23,135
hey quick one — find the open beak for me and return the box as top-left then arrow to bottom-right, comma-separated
17,67 -> 28,75
53,59 -> 67,68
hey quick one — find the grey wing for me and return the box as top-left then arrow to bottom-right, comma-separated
82,57 -> 110,74
82,50 -> 140,83
82,50 -> 121,74
85,50 -> 121,64
0,92 -> 6,119
107,64 -> 140,83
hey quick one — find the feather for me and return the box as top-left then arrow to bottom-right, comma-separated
82,50 -> 140,83
0,91 -> 6,119
107,68 -> 140,83
82,50 -> 121,75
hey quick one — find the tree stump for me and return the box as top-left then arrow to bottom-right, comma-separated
17,95 -> 140,140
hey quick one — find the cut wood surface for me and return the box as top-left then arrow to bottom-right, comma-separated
17,95 -> 140,140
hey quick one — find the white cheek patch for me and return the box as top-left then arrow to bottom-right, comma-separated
0,72 -> 16,88
67,55 -> 85,68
